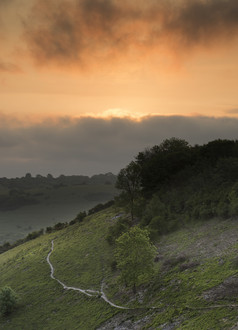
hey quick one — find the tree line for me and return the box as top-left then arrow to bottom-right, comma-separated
0,172 -> 116,189
114,138 -> 238,241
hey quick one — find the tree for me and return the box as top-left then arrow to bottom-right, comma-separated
116,161 -> 141,220
0,286 -> 18,316
134,138 -> 192,195
158,137 -> 190,153
115,226 -> 156,293
25,173 -> 32,179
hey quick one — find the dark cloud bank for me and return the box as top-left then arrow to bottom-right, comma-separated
24,0 -> 238,67
1,115 -> 238,178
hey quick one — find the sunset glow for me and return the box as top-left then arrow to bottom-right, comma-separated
1,0 -> 238,176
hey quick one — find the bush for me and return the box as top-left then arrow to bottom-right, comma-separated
26,229 -> 44,241
0,286 -> 18,316
46,226 -> 53,233
75,211 -> 87,223
141,195 -> 167,227
149,215 -> 170,234
198,205 -> 214,220
216,199 -> 230,219
53,222 -> 67,231
106,217 -> 131,245
69,211 -> 87,225
88,200 -> 114,215
0,242 -> 11,254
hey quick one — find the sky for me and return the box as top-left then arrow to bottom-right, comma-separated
0,0 -> 238,177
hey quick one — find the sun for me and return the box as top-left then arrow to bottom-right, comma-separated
100,108 -> 147,119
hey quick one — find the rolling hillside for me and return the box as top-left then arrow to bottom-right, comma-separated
1,207 -> 238,329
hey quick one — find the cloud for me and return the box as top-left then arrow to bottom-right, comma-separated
1,114 -> 238,178
23,0 -> 238,68
225,108 -> 238,114
0,0 -> 15,5
0,61 -> 21,73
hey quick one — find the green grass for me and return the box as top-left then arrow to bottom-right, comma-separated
144,219 -> 238,329
1,212 -> 238,329
0,208 -> 123,329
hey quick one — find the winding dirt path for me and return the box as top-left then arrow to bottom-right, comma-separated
47,240 -> 238,314
47,240 -> 129,309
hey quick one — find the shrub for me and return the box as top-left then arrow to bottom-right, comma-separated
46,226 -> 53,233
69,219 -> 77,225
106,217 -> 131,245
26,229 -> 44,241
88,200 -> 114,215
149,215 -> 171,235
0,286 -> 18,316
53,222 -> 67,231
199,204 -> 214,220
75,211 -> 87,223
216,199 -> 230,219
141,195 -> 167,227
0,242 -> 11,254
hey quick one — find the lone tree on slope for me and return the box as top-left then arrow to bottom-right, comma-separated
115,226 -> 156,293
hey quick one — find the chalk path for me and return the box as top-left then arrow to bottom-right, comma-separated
47,239 -> 238,316
46,240 -> 129,309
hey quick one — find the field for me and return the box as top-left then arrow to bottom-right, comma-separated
0,183 -> 118,244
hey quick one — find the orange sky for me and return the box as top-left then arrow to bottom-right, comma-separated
1,0 -> 238,177
0,0 -> 238,122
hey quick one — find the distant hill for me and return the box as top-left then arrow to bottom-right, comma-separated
0,172 -> 117,211
0,173 -> 118,244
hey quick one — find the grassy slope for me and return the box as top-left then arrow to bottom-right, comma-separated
1,209 -> 238,329
145,219 -> 238,329
0,208 -> 121,329
0,184 -> 118,244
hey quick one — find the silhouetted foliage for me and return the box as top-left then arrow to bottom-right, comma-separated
0,242 -> 11,254
0,173 -> 117,190
116,161 -> 141,220
115,138 -> 238,238
26,229 -> 44,241
46,226 -> 53,233
69,211 -> 87,225
53,222 -> 68,231
136,138 -> 192,195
